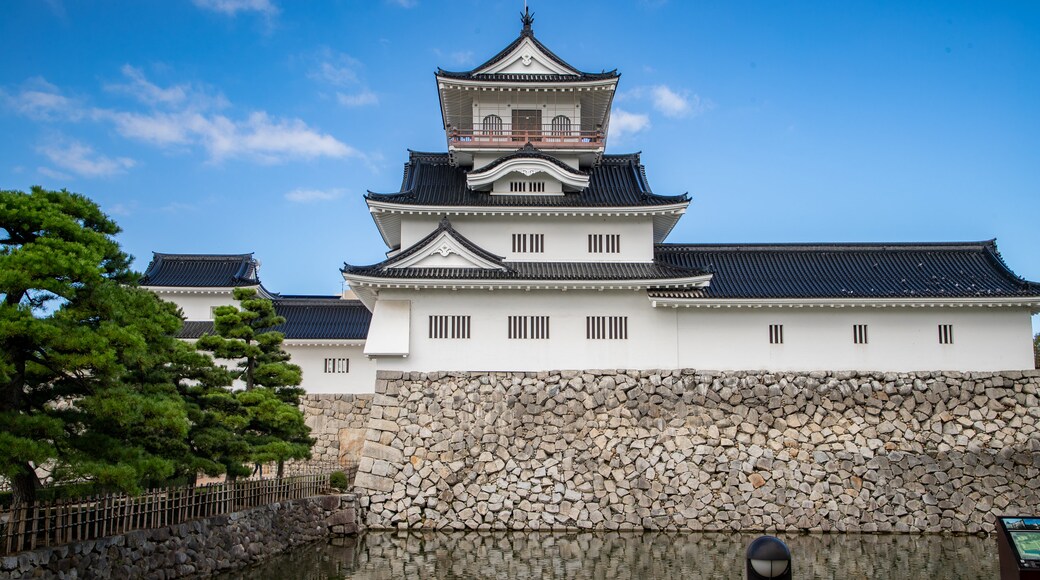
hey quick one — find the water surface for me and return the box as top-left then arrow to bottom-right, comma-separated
217,531 -> 997,579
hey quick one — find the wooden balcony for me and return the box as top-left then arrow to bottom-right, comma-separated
448,128 -> 604,150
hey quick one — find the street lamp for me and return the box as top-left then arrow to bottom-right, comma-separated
746,535 -> 792,580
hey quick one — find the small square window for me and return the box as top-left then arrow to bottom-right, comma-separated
853,324 -> 868,344
938,324 -> 954,345
769,324 -> 784,344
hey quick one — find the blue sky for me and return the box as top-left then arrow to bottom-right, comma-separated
2,1 -> 1038,330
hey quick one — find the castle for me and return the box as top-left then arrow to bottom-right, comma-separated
143,10 -> 1040,393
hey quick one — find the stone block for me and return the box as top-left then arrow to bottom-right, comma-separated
362,441 -> 405,463
355,472 -> 395,493
368,419 -> 400,433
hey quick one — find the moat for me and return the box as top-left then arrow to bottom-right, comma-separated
215,531 -> 997,579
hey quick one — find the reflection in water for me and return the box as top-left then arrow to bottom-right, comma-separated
216,531 -> 997,580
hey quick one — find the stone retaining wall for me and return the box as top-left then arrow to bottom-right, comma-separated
0,494 -> 361,580
301,394 -> 373,467
353,369 -> 1040,533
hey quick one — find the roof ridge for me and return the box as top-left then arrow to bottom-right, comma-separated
655,241 -> 999,252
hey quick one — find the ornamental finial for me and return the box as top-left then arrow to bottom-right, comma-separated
521,5 -> 534,34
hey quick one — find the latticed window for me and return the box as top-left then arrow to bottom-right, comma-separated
853,324 -> 868,344
586,316 -> 628,340
324,358 -> 349,373
938,324 -> 954,345
482,114 -> 503,136
769,324 -> 784,344
550,115 -> 571,135
430,315 -> 471,339
508,315 -> 550,339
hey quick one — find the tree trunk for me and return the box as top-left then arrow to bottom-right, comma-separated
277,460 -> 284,479
11,463 -> 41,505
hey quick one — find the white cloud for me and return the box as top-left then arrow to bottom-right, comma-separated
106,65 -> 187,106
1,78 -> 82,121
105,65 -> 228,110
608,109 -> 651,140
9,67 -> 359,166
37,140 -> 135,177
311,52 -> 363,87
651,85 -> 690,117
192,0 -> 278,16
285,188 -> 345,203
36,166 -> 71,180
337,90 -> 378,107
650,85 -> 711,118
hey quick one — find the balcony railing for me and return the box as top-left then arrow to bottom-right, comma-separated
448,127 -> 604,149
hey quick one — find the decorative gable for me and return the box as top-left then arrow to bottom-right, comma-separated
466,144 -> 590,194
386,218 -> 509,271
475,36 -> 578,77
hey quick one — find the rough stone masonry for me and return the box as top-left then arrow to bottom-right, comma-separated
352,369 -> 1040,533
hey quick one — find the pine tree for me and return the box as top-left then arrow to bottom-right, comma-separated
196,288 -> 313,477
0,187 -> 218,501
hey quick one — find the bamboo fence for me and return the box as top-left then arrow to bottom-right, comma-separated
0,472 -> 334,555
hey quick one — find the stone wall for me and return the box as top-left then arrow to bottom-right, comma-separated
0,494 -> 362,580
353,369 -> 1040,533
301,394 -> 372,468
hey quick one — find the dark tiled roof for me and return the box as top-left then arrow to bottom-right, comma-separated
141,253 -> 259,288
176,298 -> 371,341
269,298 -> 371,340
436,23 -> 619,83
177,320 -> 214,339
343,217 -> 706,282
344,261 -> 708,282
366,151 -> 687,208
654,241 -> 1040,299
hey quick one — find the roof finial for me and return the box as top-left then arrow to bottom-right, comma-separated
521,4 -> 534,34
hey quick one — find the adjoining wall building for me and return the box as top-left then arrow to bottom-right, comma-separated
142,12 -> 1040,393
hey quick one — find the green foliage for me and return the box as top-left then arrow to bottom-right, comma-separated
195,288 -> 313,476
0,186 -> 241,500
0,187 -> 202,500
329,470 -> 349,490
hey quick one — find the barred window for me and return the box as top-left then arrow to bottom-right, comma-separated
550,115 -> 571,135
430,315 -> 471,339
482,114 -> 503,136
853,324 -> 868,345
769,324 -> 784,345
324,358 -> 349,373
508,315 -> 550,339
512,233 -> 544,253
588,234 -> 620,254
938,324 -> 954,345
586,316 -> 628,340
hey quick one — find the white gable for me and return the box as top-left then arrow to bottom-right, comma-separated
476,37 -> 578,76
389,230 -> 507,270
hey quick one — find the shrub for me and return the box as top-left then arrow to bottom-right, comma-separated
330,471 -> 349,490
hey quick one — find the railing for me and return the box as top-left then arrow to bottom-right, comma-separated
0,473 -> 333,555
449,127 -> 604,149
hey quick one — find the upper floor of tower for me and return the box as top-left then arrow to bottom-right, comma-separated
435,7 -> 619,169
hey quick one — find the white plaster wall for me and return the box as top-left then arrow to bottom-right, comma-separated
399,215 -> 655,262
151,290 -> 236,320
374,289 -> 678,372
675,306 -> 1036,372
367,289 -> 1037,373
284,343 -> 378,394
